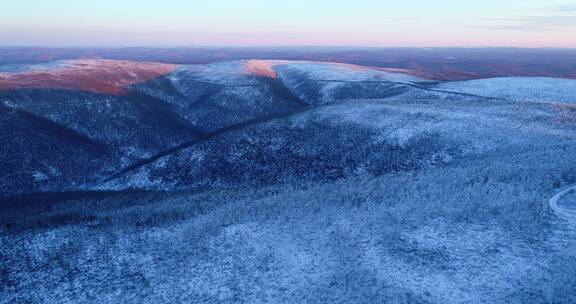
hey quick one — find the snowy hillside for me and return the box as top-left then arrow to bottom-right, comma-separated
274,61 -> 427,82
437,77 -> 576,103
1,59 -> 575,195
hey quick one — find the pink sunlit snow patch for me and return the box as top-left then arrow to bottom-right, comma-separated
244,60 -> 277,79
0,60 -> 179,95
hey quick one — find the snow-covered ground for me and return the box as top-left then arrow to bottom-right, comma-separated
3,147 -> 576,303
550,186 -> 576,222
274,61 -> 428,83
437,77 -> 576,103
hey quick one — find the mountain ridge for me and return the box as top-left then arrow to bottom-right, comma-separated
1,59 -> 575,196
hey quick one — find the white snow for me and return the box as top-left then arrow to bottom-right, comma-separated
437,77 -> 576,103
275,61 -> 428,83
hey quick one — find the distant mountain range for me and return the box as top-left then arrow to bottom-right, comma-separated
1,47 -> 576,80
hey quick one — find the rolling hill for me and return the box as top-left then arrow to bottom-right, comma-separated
1,59 -> 574,195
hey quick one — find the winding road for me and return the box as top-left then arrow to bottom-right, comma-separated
549,186 -> 576,222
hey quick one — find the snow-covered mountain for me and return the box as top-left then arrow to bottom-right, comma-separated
0,59 -> 574,195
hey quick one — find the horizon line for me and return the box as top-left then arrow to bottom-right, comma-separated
1,45 -> 576,50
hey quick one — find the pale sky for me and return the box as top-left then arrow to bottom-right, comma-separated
1,0 -> 575,47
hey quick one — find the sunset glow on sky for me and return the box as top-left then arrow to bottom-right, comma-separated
1,0 -> 575,47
